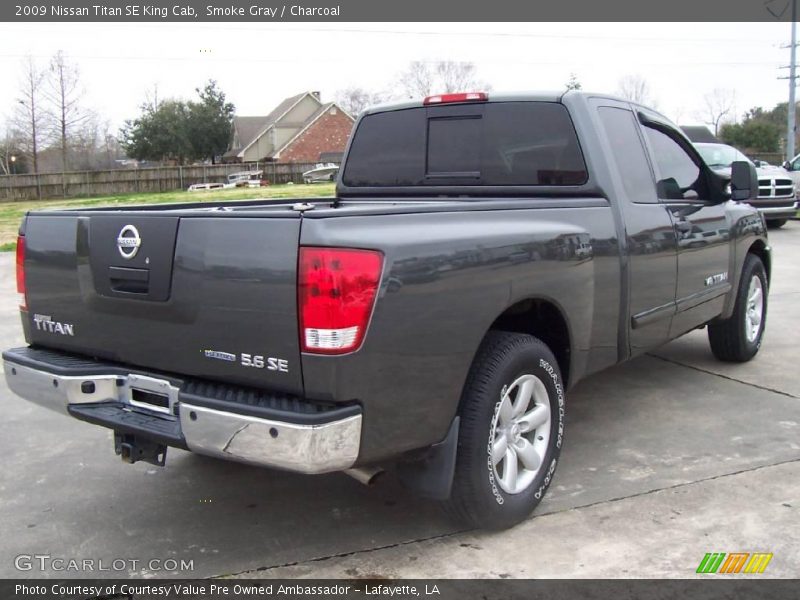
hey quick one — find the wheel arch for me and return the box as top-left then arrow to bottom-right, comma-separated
747,239 -> 771,284
482,297 -> 573,388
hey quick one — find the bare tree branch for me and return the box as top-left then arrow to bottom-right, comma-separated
399,61 -> 488,98
44,50 -> 90,179
616,74 -> 658,107
698,88 -> 736,137
400,61 -> 438,98
435,61 -> 481,93
12,55 -> 46,177
335,87 -> 387,117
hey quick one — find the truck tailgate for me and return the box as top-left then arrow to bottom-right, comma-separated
22,211 -> 303,394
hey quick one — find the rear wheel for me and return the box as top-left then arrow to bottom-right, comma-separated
708,254 -> 767,362
767,219 -> 787,229
446,331 -> 565,530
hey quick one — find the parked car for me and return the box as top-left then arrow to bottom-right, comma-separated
695,142 -> 797,228
4,91 -> 769,530
781,153 -> 800,202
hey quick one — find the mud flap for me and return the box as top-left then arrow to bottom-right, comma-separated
397,417 -> 459,500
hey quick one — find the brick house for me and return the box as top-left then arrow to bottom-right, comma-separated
223,91 -> 354,163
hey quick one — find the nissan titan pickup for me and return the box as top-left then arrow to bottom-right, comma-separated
3,91 -> 771,529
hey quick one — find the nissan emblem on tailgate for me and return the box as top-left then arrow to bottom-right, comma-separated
117,225 -> 141,259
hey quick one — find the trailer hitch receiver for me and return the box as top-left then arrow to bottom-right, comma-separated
114,433 -> 167,467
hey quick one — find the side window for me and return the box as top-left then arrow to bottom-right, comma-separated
643,126 -> 702,200
598,107 -> 657,203
792,156 -> 800,171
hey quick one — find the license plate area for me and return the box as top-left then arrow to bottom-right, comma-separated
123,374 -> 179,416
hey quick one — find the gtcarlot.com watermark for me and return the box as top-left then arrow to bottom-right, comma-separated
14,553 -> 194,573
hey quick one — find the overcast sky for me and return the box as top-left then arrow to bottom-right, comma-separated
0,22 -> 793,131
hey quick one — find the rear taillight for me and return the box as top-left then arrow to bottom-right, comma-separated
298,247 -> 383,354
423,92 -> 488,105
16,235 -> 26,310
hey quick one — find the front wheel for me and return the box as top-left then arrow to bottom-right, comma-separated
708,254 -> 767,362
446,331 -> 565,530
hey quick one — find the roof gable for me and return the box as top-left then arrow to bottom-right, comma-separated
231,116 -> 272,149
228,93 -> 355,160
272,102 -> 355,158
238,92 -> 322,156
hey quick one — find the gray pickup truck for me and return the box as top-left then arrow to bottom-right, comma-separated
3,91 -> 770,529
694,142 -> 797,229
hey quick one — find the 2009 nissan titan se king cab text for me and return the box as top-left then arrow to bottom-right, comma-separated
3,91 -> 771,529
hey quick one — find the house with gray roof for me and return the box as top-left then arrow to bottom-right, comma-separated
223,91 -> 355,164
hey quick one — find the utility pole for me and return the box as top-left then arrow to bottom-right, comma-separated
781,0 -> 798,161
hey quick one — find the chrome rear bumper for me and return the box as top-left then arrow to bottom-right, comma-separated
3,357 -> 361,474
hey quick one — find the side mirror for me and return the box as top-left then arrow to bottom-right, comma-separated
783,160 -> 793,171
730,161 -> 758,201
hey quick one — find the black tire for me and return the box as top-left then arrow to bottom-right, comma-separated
767,219 -> 787,229
708,254 -> 768,362
446,331 -> 565,530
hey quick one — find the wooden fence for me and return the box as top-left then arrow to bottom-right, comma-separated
0,162 -> 334,202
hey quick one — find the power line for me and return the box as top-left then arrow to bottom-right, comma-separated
0,53 -> 782,68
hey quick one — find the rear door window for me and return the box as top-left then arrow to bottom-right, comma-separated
343,102 -> 588,187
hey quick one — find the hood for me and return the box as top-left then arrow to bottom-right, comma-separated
710,165 -> 791,179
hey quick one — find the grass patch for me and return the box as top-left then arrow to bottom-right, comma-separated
0,183 -> 335,250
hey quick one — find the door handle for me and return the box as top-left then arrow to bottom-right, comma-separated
674,220 -> 693,239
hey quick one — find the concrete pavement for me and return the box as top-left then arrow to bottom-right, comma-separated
0,222 -> 798,579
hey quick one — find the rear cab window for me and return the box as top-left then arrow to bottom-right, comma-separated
342,102 -> 588,188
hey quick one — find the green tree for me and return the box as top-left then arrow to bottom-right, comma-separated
565,73 -> 582,91
717,101 -> 795,153
121,100 -> 192,163
121,80 -> 234,164
720,120 -> 781,153
187,80 -> 235,164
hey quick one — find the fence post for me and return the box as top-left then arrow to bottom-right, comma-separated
179,166 -> 184,190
